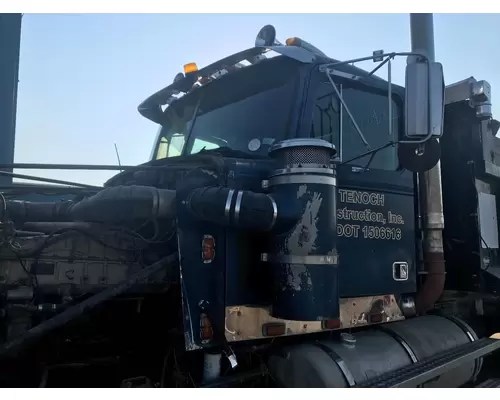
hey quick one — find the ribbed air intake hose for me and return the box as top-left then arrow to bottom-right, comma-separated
5,185 -> 176,223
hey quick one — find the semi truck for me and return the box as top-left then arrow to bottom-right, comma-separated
1,14 -> 500,388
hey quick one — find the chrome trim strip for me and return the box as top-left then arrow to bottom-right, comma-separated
267,195 -> 278,230
270,167 -> 335,177
234,190 -> 244,224
314,342 -> 356,387
224,189 -> 235,222
441,314 -> 482,382
268,175 -> 337,187
261,253 -> 338,265
379,326 -> 419,364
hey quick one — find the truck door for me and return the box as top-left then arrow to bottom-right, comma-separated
308,77 -> 417,298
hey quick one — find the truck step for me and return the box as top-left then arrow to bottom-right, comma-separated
476,378 -> 500,388
354,335 -> 500,388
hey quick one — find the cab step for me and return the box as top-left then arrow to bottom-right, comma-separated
354,335 -> 500,388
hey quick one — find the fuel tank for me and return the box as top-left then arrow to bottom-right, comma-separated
268,315 -> 481,388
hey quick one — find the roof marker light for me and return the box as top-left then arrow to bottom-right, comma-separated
285,36 -> 328,59
184,62 -> 198,74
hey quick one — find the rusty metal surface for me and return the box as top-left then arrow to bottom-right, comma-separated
224,294 -> 405,342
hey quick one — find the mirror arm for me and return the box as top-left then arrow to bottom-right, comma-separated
365,54 -> 394,79
363,151 -> 377,172
325,72 -> 371,150
388,59 -> 392,139
340,141 -> 397,166
320,50 -> 441,173
321,51 -> 427,70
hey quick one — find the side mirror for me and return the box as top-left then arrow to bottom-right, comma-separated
255,25 -> 278,47
404,61 -> 445,139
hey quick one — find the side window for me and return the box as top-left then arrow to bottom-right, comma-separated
342,87 -> 399,170
311,80 -> 399,171
155,133 -> 186,160
169,134 -> 186,157
311,84 -> 340,147
156,136 -> 169,160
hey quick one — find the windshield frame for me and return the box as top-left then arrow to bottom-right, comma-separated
150,56 -> 308,161
149,57 -> 404,168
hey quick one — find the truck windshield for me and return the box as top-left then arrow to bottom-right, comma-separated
153,58 -> 300,160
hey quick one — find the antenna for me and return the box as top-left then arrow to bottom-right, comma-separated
114,143 -> 122,172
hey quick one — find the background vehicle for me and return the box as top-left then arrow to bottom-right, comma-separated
1,13 -> 500,388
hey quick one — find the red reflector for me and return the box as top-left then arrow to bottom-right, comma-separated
202,235 -> 216,263
369,313 -> 383,323
322,319 -> 341,330
262,322 -> 286,337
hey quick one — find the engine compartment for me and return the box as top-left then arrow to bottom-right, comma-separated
0,134 -> 430,387
0,139 -> 416,384
0,132 -> 496,389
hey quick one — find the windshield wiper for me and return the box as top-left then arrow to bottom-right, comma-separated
196,146 -> 266,159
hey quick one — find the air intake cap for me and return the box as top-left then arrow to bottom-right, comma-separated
269,138 -> 336,169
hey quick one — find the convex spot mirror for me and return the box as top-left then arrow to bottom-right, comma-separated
404,61 -> 445,139
255,25 -> 277,47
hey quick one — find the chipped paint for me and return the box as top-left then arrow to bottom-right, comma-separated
200,169 -> 218,179
279,190 -> 323,293
284,264 -> 313,292
284,191 -> 323,256
296,184 -> 307,199
224,295 -> 405,342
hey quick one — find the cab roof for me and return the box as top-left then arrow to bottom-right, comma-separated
137,44 -> 387,125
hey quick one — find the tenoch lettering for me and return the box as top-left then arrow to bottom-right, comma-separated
339,189 -> 384,207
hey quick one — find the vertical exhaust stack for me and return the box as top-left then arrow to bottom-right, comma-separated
262,139 -> 339,321
409,14 -> 446,313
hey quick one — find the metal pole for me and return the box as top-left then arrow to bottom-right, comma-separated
409,14 -> 446,313
409,14 -> 435,61
0,14 -> 22,186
